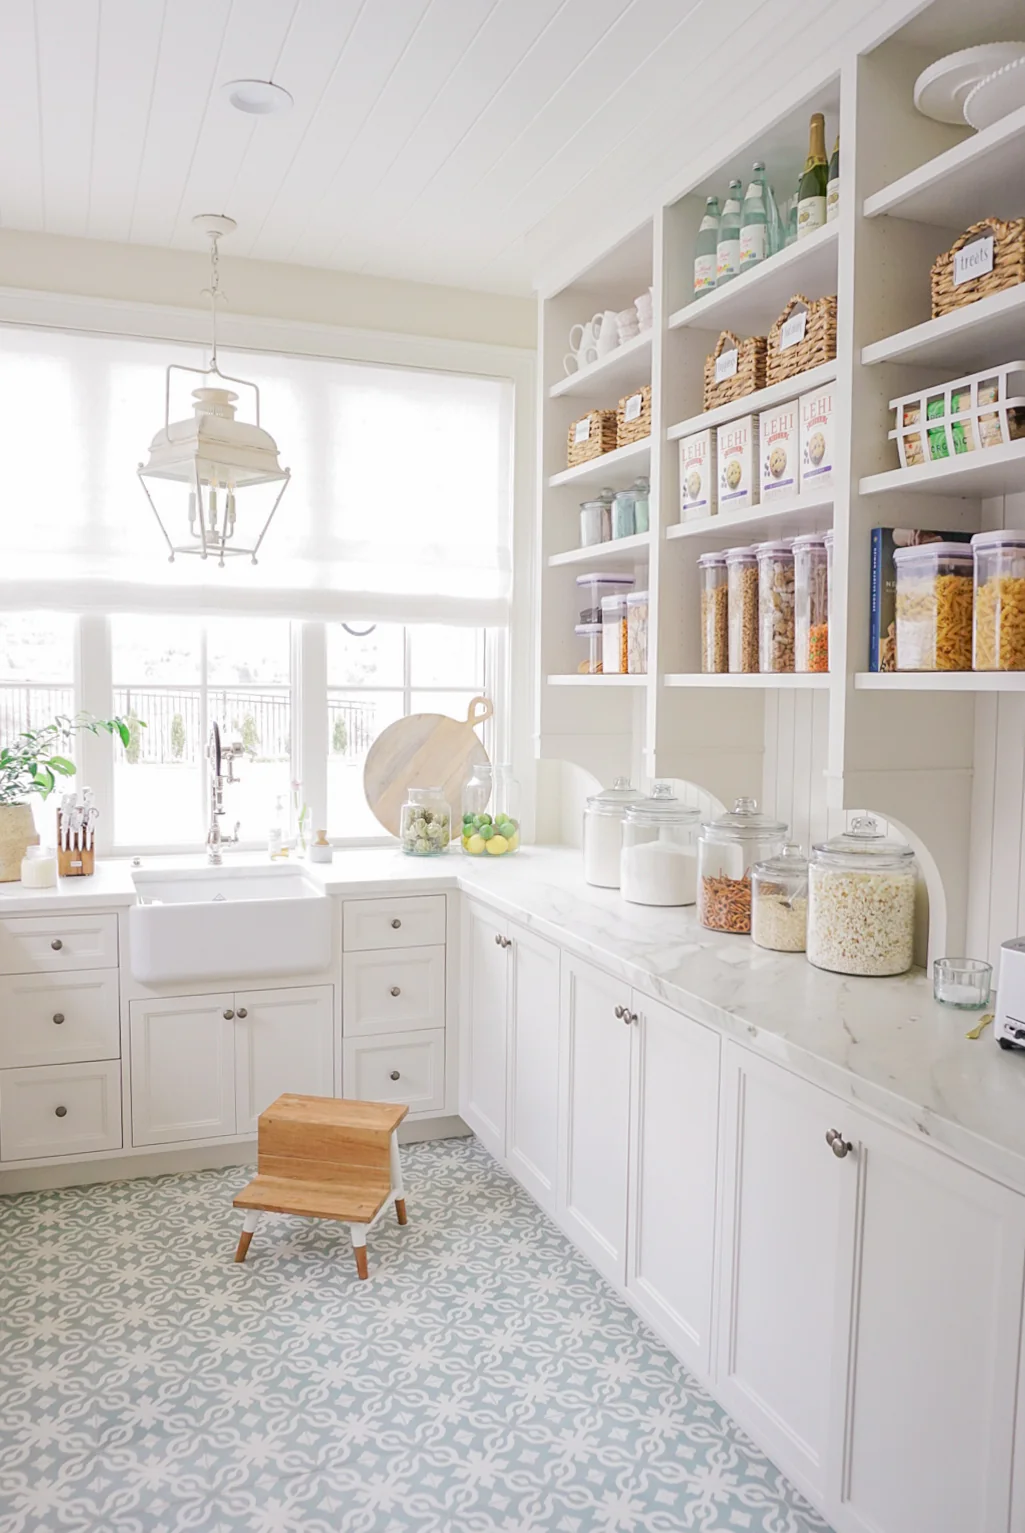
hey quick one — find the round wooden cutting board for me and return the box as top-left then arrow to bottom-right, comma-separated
363,696 -> 493,839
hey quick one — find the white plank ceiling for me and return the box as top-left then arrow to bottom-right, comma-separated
0,0 -> 929,295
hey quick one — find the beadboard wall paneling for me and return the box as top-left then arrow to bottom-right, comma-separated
762,691 -> 831,852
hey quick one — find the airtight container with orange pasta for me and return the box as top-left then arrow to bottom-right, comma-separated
972,530 -> 1025,671
893,542 -> 973,671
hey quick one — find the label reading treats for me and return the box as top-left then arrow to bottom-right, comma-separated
624,393 -> 643,423
780,310 -> 808,351
715,349 -> 739,384
953,236 -> 994,287
574,416 -> 592,444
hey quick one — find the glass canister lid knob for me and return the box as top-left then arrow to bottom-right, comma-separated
650,780 -> 675,799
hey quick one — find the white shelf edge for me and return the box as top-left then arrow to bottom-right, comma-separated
854,671 -> 1025,692
548,330 -> 652,399
667,360 -> 838,441
548,437 -> 651,489
546,673 -> 647,686
863,103 -> 1025,221
548,532 -> 651,567
665,490 -> 833,541
667,222 -> 839,331
861,285 -> 1025,368
859,440 -> 1025,499
664,672 -> 830,689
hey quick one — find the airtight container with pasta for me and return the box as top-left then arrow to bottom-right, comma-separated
698,797 -> 787,934
726,545 -> 759,673
793,533 -> 829,672
807,817 -> 916,976
756,541 -> 796,673
972,530 -> 1025,671
893,542 -> 973,671
698,552 -> 728,673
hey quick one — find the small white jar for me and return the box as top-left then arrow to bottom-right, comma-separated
21,845 -> 57,888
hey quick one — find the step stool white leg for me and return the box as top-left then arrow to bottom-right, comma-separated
390,1129 -> 407,1226
349,1222 -> 369,1280
234,1210 -> 260,1263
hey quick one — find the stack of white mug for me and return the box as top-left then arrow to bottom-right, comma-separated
564,289 -> 655,375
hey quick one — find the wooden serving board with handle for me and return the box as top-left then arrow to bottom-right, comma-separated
363,696 -> 493,839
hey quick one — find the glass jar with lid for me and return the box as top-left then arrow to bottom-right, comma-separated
461,763 -> 520,856
751,843 -> 808,951
399,786 -> 451,856
630,477 -> 650,534
698,552 -> 728,673
726,545 -> 758,673
579,498 -> 611,547
972,529 -> 1025,671
793,533 -> 829,673
894,541 -> 973,671
621,783 -> 701,906
807,816 -> 916,976
697,797 -> 788,933
612,488 -> 636,540
582,777 -> 645,888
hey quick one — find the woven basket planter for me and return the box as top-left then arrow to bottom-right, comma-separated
567,408 -> 618,467
617,384 -> 652,447
766,294 -> 837,388
931,219 -> 1025,318
702,332 -> 767,412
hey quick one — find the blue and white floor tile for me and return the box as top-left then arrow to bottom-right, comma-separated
0,1137 -> 833,1533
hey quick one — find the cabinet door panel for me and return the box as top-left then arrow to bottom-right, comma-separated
130,994 -> 236,1147
557,955 -> 632,1286
234,985 -> 334,1136
628,994 -> 720,1374
505,922 -> 560,1211
459,900 -> 508,1158
0,1060 -> 122,1161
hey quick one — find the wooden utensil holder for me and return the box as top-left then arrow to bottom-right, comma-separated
57,811 -> 95,877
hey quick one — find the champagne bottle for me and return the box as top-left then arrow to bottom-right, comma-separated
797,113 -> 828,239
739,163 -> 769,272
693,196 -> 720,298
826,135 -> 840,223
716,179 -> 743,286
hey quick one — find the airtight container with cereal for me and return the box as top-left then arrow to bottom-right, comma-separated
679,429 -> 715,520
807,817 -> 916,977
799,386 -> 834,490
716,415 -> 759,511
756,540 -> 795,673
972,529 -> 1025,671
759,402 -> 799,499
698,552 -> 728,673
726,545 -> 759,673
893,542 -> 973,671
697,797 -> 787,934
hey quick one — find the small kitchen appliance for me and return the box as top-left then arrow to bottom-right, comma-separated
995,937 -> 1025,1049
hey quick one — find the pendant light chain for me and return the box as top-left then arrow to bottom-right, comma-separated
207,233 -> 223,375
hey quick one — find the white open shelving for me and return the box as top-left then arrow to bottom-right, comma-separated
854,672 -> 1025,692
548,437 -> 650,489
860,439 -> 1025,499
549,330 -> 652,400
546,673 -> 647,687
664,672 -> 830,689
665,489 -> 833,542
548,531 -> 650,568
667,222 -> 839,336
862,284 -> 1025,372
667,360 -> 837,441
863,102 -> 1025,226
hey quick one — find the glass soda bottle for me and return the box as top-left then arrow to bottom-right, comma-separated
693,196 -> 720,298
739,163 -> 769,273
716,180 -> 743,286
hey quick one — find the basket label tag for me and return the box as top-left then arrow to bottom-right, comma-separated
954,236 -> 994,286
715,350 -> 738,383
574,416 -> 592,443
624,392 -> 644,422
780,310 -> 807,350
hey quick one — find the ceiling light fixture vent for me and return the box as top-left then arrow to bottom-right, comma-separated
222,79 -> 293,115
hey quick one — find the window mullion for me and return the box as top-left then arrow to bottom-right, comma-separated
299,621 -> 327,838
199,625 -> 209,842
77,615 -> 114,856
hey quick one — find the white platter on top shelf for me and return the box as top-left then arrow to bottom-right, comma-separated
964,56 -> 1025,132
549,330 -> 652,400
862,284 -> 1025,371
665,489 -> 833,544
667,223 -> 838,338
548,437 -> 650,489
667,360 -> 837,441
863,101 -> 1025,226
859,439 -> 1025,499
855,672 -> 1025,692
913,43 -> 1025,124
548,531 -> 650,568
664,673 -> 829,690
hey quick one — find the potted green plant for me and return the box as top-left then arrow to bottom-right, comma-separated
0,714 -> 133,881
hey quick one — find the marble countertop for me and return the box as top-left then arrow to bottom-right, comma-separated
2,846 -> 1022,1190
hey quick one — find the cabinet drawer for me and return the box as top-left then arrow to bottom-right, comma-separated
343,946 -> 445,1037
0,1060 -> 122,1161
0,913 -> 118,974
343,1029 -> 445,1114
343,895 -> 446,952
0,970 -> 120,1068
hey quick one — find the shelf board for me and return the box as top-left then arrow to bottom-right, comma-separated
862,284 -> 1025,372
548,532 -> 650,568
664,672 -> 830,689
549,330 -> 652,400
548,437 -> 651,489
667,360 -> 838,441
863,104 -> 1025,227
668,223 -> 839,337
854,671 -> 1025,693
665,489 -> 833,543
547,673 -> 647,687
859,440 -> 1025,500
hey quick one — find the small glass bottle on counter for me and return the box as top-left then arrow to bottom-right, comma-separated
461,762 -> 520,856
726,545 -> 759,673
582,778 -> 645,888
612,488 -> 636,540
697,798 -> 788,933
756,540 -> 796,673
793,533 -> 829,672
893,541 -> 973,671
751,843 -> 808,951
807,817 -> 916,976
971,530 -> 1025,671
621,784 -> 701,907
698,552 -> 728,673
399,787 -> 451,856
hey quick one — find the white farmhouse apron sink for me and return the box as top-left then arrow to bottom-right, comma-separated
128,865 -> 331,984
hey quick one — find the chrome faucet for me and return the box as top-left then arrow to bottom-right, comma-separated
206,721 -> 244,865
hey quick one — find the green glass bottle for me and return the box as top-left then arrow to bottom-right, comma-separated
826,135 -> 840,222
786,182 -> 799,247
797,113 -> 828,239
693,196 -> 720,298
739,163 -> 769,272
716,179 -> 743,286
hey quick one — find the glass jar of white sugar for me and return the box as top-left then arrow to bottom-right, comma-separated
621,785 -> 700,907
582,778 -> 645,889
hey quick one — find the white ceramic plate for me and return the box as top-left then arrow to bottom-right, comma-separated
964,55 -> 1025,131
914,43 -> 1025,124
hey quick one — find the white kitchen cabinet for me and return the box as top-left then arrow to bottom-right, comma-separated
0,1060 -> 122,1160
130,994 -> 237,1147
342,946 -> 446,1037
234,985 -> 334,1136
627,993 -> 720,1375
344,1028 -> 445,1113
557,953 -> 633,1287
459,898 -> 509,1158
505,924 -> 560,1212
716,1042 -> 855,1510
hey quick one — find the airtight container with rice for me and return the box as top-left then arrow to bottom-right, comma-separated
972,530 -> 1025,671
893,542 -> 973,671
807,817 -> 916,976
582,778 -> 645,889
698,797 -> 788,933
621,785 -> 701,907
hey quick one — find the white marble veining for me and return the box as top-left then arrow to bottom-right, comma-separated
2,845 -> 1023,1191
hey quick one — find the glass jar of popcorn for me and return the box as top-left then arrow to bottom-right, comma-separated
807,817 -> 916,976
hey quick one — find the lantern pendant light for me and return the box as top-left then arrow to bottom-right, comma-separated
137,213 -> 290,568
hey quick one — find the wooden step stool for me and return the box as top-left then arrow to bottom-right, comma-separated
232,1093 -> 409,1279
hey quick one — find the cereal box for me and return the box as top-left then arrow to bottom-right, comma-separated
799,386 -> 835,490
678,429 -> 715,520
716,415 -> 759,512
758,401 -> 799,500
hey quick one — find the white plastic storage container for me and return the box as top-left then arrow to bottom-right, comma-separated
576,571 -> 635,625
601,594 -> 629,675
893,542 -> 973,671
755,540 -> 795,673
972,529 -> 1025,671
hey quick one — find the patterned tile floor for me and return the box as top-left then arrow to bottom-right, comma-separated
0,1137 -> 833,1533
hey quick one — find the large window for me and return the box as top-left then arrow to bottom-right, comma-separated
0,612 -> 77,842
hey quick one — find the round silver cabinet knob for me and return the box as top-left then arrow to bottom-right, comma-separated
55,1105 -> 67,1118
52,1013 -> 65,1025
495,933 -> 503,945
390,986 -> 401,997
223,1009 -> 235,1020
624,1010 -> 638,1026
614,1004 -> 626,1019
236,1007 -> 248,1019
390,1070 -> 400,1081
826,1128 -> 852,1158
51,938 -> 63,951
391,918 -> 402,929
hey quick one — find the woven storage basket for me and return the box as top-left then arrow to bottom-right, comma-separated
567,408 -> 618,467
931,219 -> 1025,318
766,294 -> 837,387
617,384 -> 652,447
702,331 -> 767,412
